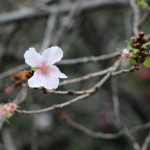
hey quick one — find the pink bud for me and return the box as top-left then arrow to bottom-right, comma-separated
5,86 -> 14,94
119,49 -> 131,62
8,103 -> 17,113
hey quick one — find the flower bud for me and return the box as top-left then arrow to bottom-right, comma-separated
142,37 -> 149,44
144,52 -> 149,57
141,45 -> 147,51
0,102 -> 18,123
119,49 -> 131,62
59,112 -> 68,121
134,43 -> 140,48
139,32 -> 144,38
141,51 -> 147,57
131,37 -> 138,43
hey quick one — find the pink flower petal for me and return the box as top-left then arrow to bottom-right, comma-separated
50,65 -> 68,78
24,48 -> 42,67
28,70 -> 44,88
42,76 -> 59,90
42,46 -> 63,65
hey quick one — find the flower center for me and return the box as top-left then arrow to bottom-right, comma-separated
40,64 -> 49,74
123,53 -> 131,60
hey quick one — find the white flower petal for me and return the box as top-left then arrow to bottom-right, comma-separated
42,46 -> 63,65
42,76 -> 59,90
24,48 -> 42,67
28,70 -> 43,88
50,65 -> 67,78
28,70 -> 59,90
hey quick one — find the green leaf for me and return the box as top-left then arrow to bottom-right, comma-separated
31,67 -> 37,71
38,86 -> 44,90
143,44 -> 148,46
4,114 -> 10,124
126,40 -> 132,49
131,49 -> 138,58
143,59 -> 150,67
129,58 -> 137,65
132,49 -> 138,53
136,1 -> 148,9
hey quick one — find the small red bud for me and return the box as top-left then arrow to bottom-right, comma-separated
139,32 -> 144,38
59,112 -> 68,121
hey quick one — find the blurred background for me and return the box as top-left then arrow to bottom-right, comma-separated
0,0 -> 150,150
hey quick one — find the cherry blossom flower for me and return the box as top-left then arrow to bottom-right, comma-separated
119,49 -> 131,62
0,103 -> 17,123
3,103 -> 17,116
24,46 -> 68,90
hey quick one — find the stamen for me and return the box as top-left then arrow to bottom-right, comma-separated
40,64 -> 49,74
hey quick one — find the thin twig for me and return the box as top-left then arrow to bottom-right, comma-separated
112,68 -> 132,76
13,88 -> 28,105
16,73 -> 111,114
111,69 -> 141,150
123,127 -> 141,150
58,52 -> 119,65
138,8 -> 150,29
52,0 -> 81,45
65,116 -> 123,139
129,0 -> 140,35
64,114 -> 150,140
111,78 -> 121,126
2,129 -> 17,150
141,130 -> 150,150
16,94 -> 90,114
40,11 -> 58,52
59,61 -> 120,86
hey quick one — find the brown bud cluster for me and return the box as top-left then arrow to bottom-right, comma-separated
12,70 -> 32,81
131,32 -> 149,65
12,70 -> 32,86
5,70 -> 33,93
